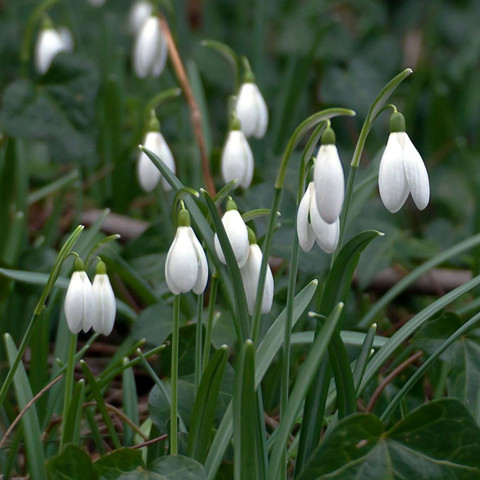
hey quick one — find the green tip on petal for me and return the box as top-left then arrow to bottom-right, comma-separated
178,208 -> 191,227
390,111 -> 406,133
73,257 -> 85,272
96,260 -> 107,275
226,197 -> 237,211
147,110 -> 160,132
247,227 -> 257,245
321,126 -> 336,145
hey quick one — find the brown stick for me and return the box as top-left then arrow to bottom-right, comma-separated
365,350 -> 423,413
159,15 -> 216,197
130,433 -> 169,450
0,374 -> 63,450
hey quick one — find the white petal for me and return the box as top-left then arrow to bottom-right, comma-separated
378,133 -> 409,213
165,227 -> 199,294
240,244 -> 273,315
310,195 -> 340,254
214,210 -> 249,266
57,28 -> 74,52
133,17 -> 163,78
35,29 -> 68,74
236,83 -> 269,139
152,132 -> 176,191
313,144 -> 345,223
221,131 -> 254,189
92,274 -> 116,335
402,134 -> 430,210
129,1 -> 153,34
297,183 -> 316,252
189,228 -> 209,294
151,25 -> 168,77
64,271 -> 97,334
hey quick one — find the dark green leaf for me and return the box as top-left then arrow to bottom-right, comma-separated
47,444 -> 95,480
94,449 -> 145,480
297,398 -> 480,480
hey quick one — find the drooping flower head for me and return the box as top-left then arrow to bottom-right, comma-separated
92,260 -> 116,335
313,126 -> 345,224
165,208 -> 208,295
138,111 -> 176,192
297,182 -> 339,254
235,82 -> 268,139
240,228 -> 274,315
64,257 -> 97,334
35,17 -> 73,75
221,115 -> 254,189
378,111 -> 430,213
133,15 -> 167,78
214,197 -> 250,267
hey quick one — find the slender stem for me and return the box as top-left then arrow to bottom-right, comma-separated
170,294 -> 181,455
159,16 -> 216,197
336,165 -> 358,253
60,333 -> 77,449
195,293 -> 204,393
251,188 -> 282,343
203,274 -> 218,373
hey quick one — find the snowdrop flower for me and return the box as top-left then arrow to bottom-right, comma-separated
92,260 -> 116,335
35,19 -> 73,75
138,113 -> 176,192
214,197 -> 249,266
133,16 -> 168,78
64,258 -> 97,334
235,82 -> 268,139
165,209 -> 208,295
313,126 -> 345,224
221,119 -> 254,189
129,1 -> 153,34
240,230 -> 274,315
378,111 -> 429,213
297,182 -> 339,254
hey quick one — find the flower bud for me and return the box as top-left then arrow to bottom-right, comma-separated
240,233 -> 274,315
128,1 -> 153,34
133,16 -> 167,78
235,82 -> 268,139
35,20 -> 73,75
64,258 -> 97,334
165,210 -> 208,295
313,127 -> 345,224
221,129 -> 254,189
92,261 -> 116,335
214,198 -> 249,266
138,127 -> 176,192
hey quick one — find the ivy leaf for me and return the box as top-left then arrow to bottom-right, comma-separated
46,444 -> 96,480
297,398 -> 480,480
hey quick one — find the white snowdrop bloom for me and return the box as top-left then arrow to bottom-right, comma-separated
297,182 -> 339,254
35,26 -> 72,75
221,129 -> 254,189
88,0 -> 106,6
133,16 -> 168,78
313,128 -> 345,224
214,199 -> 249,266
64,258 -> 97,334
165,210 -> 208,295
378,112 -> 429,213
92,261 -> 116,335
129,1 -> 153,34
138,130 -> 176,192
235,82 -> 268,139
240,241 -> 274,315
